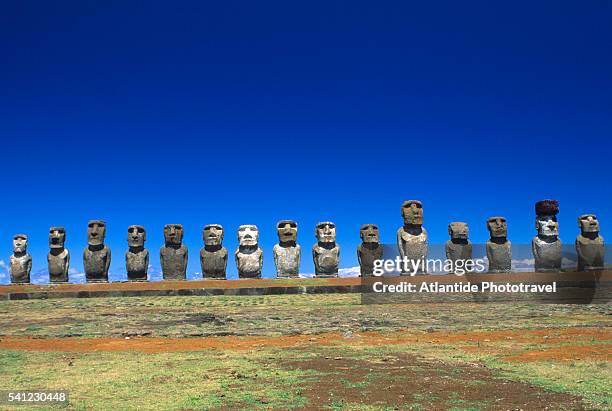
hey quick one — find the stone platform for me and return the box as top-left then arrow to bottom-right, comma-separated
0,271 -> 610,301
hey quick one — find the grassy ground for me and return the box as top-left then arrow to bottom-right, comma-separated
0,294 -> 609,410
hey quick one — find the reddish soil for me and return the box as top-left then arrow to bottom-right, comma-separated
0,327 -> 609,360
286,352 -> 588,410
503,344 -> 612,362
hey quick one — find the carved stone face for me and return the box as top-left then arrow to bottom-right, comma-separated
87,220 -> 106,246
578,214 -> 600,234
360,224 -> 379,243
277,220 -> 298,243
536,215 -> 559,237
128,225 -> 146,247
316,222 -> 336,243
203,224 -> 224,246
164,224 -> 184,246
487,217 -> 507,238
448,222 -> 469,240
49,227 -> 66,249
13,234 -> 27,254
238,225 -> 259,246
401,200 -> 423,225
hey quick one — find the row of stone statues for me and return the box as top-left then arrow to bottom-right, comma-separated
7,200 -> 605,283
399,199 -> 604,274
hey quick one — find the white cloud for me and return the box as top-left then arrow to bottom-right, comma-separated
0,260 -> 8,283
511,258 -> 535,272
31,268 -> 49,284
68,268 -> 86,283
338,266 -> 361,277
298,267 -> 361,278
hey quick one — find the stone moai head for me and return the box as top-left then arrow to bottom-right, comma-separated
49,227 -> 66,249
578,214 -> 600,235
316,222 -> 336,244
238,225 -> 259,246
448,222 -> 469,240
87,220 -> 106,246
401,200 -> 423,225
203,224 -> 224,246
535,200 -> 559,237
360,224 -> 380,244
487,217 -> 507,239
164,224 -> 184,246
13,234 -> 28,254
128,225 -> 146,248
277,220 -> 298,243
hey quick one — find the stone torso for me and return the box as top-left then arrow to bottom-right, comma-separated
200,247 -> 228,279
273,244 -> 301,277
236,248 -> 263,278
576,235 -> 605,271
48,249 -> 70,282
532,237 -> 562,272
397,227 -> 428,274
10,254 -> 31,283
313,244 -> 340,276
84,246 -> 111,281
358,244 -> 384,276
445,241 -> 473,263
126,249 -> 149,280
486,240 -> 511,272
160,245 -> 188,280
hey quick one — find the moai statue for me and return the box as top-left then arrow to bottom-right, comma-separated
575,214 -> 605,271
83,220 -> 111,282
358,224 -> 383,277
10,234 -> 32,283
396,200 -> 428,274
273,220 -> 301,278
235,225 -> 263,278
532,200 -> 562,272
160,224 -> 188,280
445,222 -> 472,273
126,225 -> 148,281
486,217 -> 511,273
48,227 -> 70,283
200,224 -> 228,279
312,222 -> 340,277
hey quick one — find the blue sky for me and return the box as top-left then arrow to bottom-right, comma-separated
0,1 -> 610,281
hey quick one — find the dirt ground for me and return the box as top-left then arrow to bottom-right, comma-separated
0,327 -> 610,359
287,352 -> 588,410
0,294 -> 609,410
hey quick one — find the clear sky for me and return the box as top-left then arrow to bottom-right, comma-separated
1,1 -> 610,281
